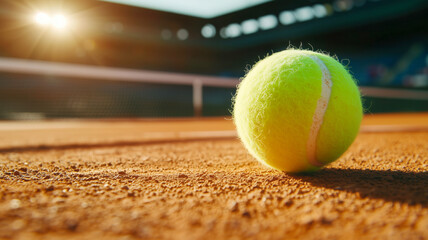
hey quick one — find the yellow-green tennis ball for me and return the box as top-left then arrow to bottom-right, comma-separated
233,49 -> 362,172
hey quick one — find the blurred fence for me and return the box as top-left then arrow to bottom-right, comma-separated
0,57 -> 427,120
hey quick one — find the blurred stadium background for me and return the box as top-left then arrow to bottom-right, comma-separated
0,0 -> 427,119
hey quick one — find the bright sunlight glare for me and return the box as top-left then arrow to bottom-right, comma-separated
52,14 -> 68,29
34,12 -> 69,30
35,12 -> 51,25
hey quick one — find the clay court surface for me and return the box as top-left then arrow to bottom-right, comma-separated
0,113 -> 427,240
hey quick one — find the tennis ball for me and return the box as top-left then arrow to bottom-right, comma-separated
233,49 -> 362,172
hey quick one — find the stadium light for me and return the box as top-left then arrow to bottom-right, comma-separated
294,6 -> 315,22
177,29 -> 189,40
219,27 -> 228,38
258,14 -> 278,30
241,19 -> 259,35
312,4 -> 328,18
201,24 -> 216,38
225,23 -> 241,38
279,11 -> 296,25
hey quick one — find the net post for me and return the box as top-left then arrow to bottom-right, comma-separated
193,79 -> 203,117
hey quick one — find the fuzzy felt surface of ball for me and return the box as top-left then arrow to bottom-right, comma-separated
233,49 -> 363,172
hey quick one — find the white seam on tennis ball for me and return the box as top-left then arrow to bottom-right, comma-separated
306,54 -> 333,167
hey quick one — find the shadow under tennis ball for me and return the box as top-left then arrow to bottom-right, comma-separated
289,168 -> 428,206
